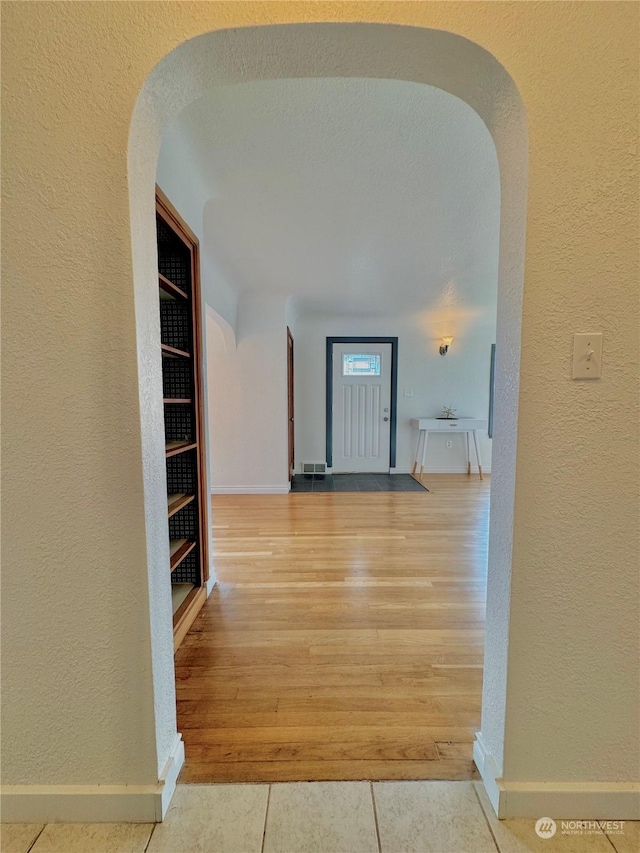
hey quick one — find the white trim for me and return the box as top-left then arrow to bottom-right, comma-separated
392,466 -> 491,475
474,732 -> 640,819
211,484 -> 290,494
157,733 -> 184,820
295,467 -> 491,475
206,575 -> 216,596
298,466 -> 491,476
0,736 -> 184,823
295,467 -> 490,476
499,782 -> 640,820
473,731 -> 503,816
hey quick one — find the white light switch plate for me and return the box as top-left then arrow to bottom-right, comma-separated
572,332 -> 603,379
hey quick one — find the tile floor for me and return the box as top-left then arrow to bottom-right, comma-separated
2,781 -> 637,853
290,473 -> 428,492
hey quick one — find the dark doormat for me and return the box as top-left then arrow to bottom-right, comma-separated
290,473 -> 429,492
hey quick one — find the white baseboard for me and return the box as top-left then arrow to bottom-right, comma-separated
392,466 -> 491,474
211,484 -> 290,494
0,736 -> 184,823
499,782 -> 640,820
293,465 -> 491,476
206,575 -> 216,596
473,732 -> 640,819
295,467 -> 489,476
473,731 -> 503,815
158,734 -> 184,820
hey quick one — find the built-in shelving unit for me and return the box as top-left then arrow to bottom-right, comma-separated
156,187 -> 209,651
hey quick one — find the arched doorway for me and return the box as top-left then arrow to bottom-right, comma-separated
128,22 -> 527,815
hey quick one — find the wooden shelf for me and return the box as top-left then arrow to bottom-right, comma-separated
161,344 -> 191,359
165,440 -> 197,458
159,273 -> 188,301
158,186 -> 209,653
172,586 -> 206,648
170,538 -> 197,572
171,582 -> 194,615
167,492 -> 195,518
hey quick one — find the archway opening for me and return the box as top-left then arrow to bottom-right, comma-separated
128,21 -> 527,803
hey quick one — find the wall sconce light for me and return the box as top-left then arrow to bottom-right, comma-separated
439,336 -> 453,356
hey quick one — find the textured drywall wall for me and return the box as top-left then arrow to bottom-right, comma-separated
294,311 -> 496,473
2,1 -> 637,807
498,7 -> 640,782
207,295 -> 289,490
2,3 -> 162,786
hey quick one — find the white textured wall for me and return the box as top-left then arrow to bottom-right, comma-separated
2,2 -> 637,818
2,7 -> 163,785
207,296 -> 289,491
500,12 -> 640,782
294,311 -> 496,473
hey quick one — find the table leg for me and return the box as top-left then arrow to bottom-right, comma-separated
411,430 -> 424,475
419,430 -> 429,480
466,431 -> 471,475
472,429 -> 483,480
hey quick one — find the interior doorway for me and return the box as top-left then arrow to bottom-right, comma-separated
129,21 -> 528,798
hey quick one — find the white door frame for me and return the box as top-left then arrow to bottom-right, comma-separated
326,336 -> 398,470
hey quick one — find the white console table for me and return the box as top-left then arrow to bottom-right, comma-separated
410,418 -> 488,480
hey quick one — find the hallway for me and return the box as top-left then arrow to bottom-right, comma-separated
175,475 -> 489,783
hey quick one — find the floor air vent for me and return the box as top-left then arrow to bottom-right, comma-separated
302,462 -> 326,475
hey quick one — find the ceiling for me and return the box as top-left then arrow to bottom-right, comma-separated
158,77 -> 500,316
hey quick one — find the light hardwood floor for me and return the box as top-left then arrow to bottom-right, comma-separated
176,474 -> 490,783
